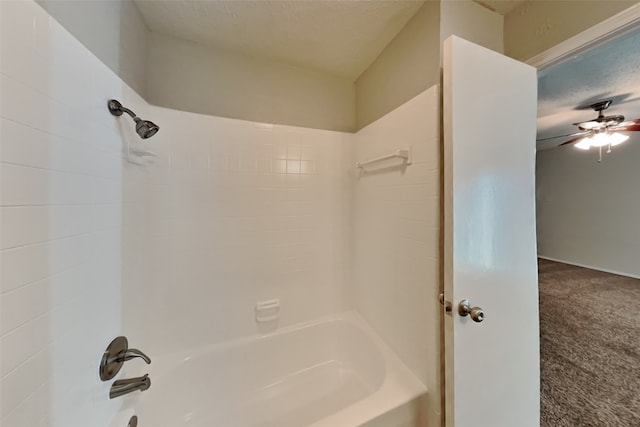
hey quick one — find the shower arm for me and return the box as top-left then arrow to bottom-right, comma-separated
120,106 -> 138,120
108,100 -> 141,121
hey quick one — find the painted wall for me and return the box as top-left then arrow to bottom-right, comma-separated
355,0 -> 504,132
32,0 -> 357,132
504,0 -> 637,61
120,106 -> 354,354
145,33 -> 355,132
29,0 -> 511,135
440,0 -> 504,54
536,140 -> 640,278
0,1 -> 149,425
353,86 -> 441,427
355,1 -> 441,131
35,0 -> 150,98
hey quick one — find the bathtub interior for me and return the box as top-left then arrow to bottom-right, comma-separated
114,312 -> 426,427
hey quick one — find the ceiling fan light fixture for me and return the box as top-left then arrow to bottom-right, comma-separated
574,139 -> 591,150
588,133 -> 611,147
574,131 -> 629,151
608,132 -> 629,146
542,100 -> 638,162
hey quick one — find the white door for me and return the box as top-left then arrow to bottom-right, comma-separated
443,36 -> 540,427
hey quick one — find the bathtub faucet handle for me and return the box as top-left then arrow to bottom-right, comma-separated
99,337 -> 152,381
113,348 -> 151,365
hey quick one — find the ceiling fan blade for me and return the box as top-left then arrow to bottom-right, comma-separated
572,120 -> 597,127
610,118 -> 640,132
536,131 -> 591,142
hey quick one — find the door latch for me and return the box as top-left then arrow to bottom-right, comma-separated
439,293 -> 452,314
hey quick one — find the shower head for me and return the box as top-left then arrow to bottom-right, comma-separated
108,99 -> 159,139
134,118 -> 159,139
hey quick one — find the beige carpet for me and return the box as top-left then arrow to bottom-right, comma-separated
538,259 -> 640,427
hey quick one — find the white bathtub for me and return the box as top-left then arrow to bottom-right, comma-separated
112,312 -> 427,427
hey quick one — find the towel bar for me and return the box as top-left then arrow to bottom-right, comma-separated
356,148 -> 411,169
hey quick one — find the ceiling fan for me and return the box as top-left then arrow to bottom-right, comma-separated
537,100 -> 640,162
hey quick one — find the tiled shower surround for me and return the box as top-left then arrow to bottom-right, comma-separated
122,108 -> 354,352
0,1 -> 441,426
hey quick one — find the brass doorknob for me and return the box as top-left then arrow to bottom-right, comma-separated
458,299 -> 485,322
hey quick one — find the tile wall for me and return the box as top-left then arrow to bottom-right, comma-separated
0,1 -> 145,426
353,86 -> 441,426
121,107 -> 353,353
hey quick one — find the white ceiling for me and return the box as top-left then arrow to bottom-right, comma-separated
134,0 -> 425,79
536,25 -> 640,150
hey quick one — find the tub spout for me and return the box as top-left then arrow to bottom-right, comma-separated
109,374 -> 151,399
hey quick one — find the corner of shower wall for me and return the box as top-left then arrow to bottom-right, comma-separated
341,132 -> 358,310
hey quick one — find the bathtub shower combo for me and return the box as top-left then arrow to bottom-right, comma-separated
103,97 -> 434,427
0,2 -> 439,425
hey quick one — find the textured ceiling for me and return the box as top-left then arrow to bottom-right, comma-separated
473,0 -> 527,15
133,0 -> 425,79
536,25 -> 640,150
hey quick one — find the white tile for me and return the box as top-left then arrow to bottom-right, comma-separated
122,107 -> 358,350
353,85 -> 440,388
0,345 -> 50,416
0,204 -> 102,249
2,163 -> 121,207
1,233 -> 94,293
0,3 -> 127,427
46,33 -> 93,106
0,74 -> 44,128
0,381 -> 51,427
0,278 -> 50,335
0,312 -> 50,377
0,29 -> 49,93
